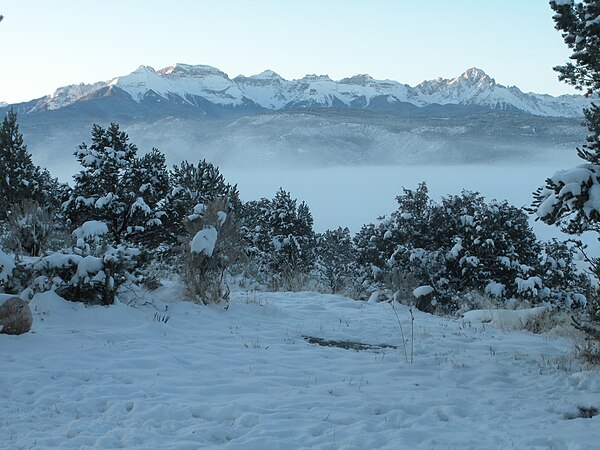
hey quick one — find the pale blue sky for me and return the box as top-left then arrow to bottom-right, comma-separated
0,0 -> 577,103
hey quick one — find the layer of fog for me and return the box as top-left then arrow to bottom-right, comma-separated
221,163 -> 597,255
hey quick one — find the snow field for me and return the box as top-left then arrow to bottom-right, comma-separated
1,287 -> 600,449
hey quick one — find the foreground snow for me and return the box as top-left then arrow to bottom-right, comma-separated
1,287 -> 599,449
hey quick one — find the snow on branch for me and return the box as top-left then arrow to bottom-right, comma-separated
191,226 -> 218,257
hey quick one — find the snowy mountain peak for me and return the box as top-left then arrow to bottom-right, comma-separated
300,74 -> 332,82
340,74 -> 375,85
158,63 -> 230,79
460,67 -> 493,84
249,70 -> 284,80
46,81 -> 107,110
132,65 -> 156,74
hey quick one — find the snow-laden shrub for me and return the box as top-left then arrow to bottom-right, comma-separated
17,220 -> 142,305
58,245 -> 141,305
4,200 -> 53,256
180,197 -> 246,304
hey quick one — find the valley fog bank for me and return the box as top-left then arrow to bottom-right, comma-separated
221,163 -> 597,254
220,164 -> 570,232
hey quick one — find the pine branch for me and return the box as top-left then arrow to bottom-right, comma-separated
572,315 -> 600,341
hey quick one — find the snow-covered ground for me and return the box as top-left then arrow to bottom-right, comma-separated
2,286 -> 599,449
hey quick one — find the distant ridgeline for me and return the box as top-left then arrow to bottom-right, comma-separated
2,64 -> 589,119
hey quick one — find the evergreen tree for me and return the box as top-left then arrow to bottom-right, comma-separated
239,198 -> 272,266
532,2 -> 600,355
533,0 -> 600,278
456,199 -> 540,298
390,182 -> 435,250
64,123 -> 169,247
315,227 -> 356,294
354,183 -> 434,283
240,189 -> 315,288
0,110 -> 56,219
129,148 -> 171,248
550,0 -> 600,97
165,160 -> 240,244
358,183 -> 549,310
268,188 -> 315,284
540,239 -> 590,307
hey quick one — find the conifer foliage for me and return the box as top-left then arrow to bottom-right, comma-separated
64,123 -> 169,247
0,109 -> 589,310
358,183 -> 549,310
165,160 -> 240,245
533,0 -> 600,279
314,227 -> 355,294
532,0 -> 600,359
0,110 -> 57,219
241,189 -> 315,289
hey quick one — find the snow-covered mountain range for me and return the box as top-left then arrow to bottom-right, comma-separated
15,64 -> 589,118
4,64 -> 590,174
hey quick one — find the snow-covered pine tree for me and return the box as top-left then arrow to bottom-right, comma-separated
384,184 -> 441,286
540,239 -> 590,307
458,199 -> 540,300
295,200 -> 316,272
533,1 -> 600,357
267,188 -> 315,288
353,222 -> 387,277
358,183 -> 550,310
391,182 -> 434,248
165,160 -> 240,245
129,148 -> 170,249
0,110 -> 59,219
239,189 -> 315,289
533,0 -> 600,279
354,183 -> 444,303
239,198 -> 272,277
315,227 -> 355,294
64,123 -> 168,247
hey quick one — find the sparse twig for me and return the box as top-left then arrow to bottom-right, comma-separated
570,239 -> 600,278
409,306 -> 414,364
391,299 -> 410,363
